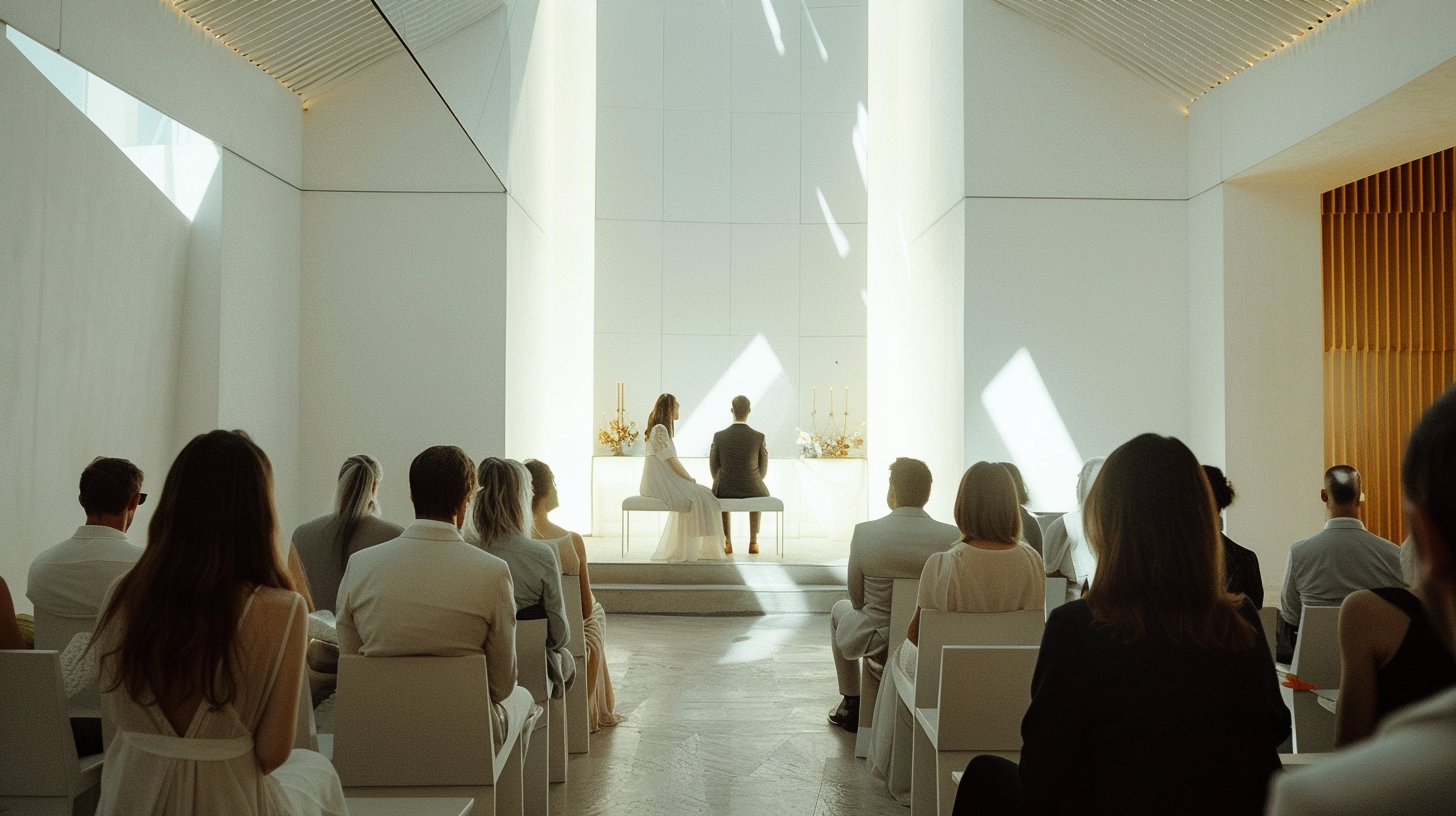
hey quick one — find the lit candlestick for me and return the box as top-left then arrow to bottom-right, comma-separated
812,386 -> 817,415
829,387 -> 834,417
845,385 -> 849,419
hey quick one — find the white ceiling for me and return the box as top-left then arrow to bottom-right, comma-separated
994,0 -> 1360,104
170,0 -> 501,100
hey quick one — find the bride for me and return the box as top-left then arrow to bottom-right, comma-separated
641,393 -> 727,561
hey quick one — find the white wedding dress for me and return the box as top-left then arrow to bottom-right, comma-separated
96,588 -> 347,816
641,424 -> 726,561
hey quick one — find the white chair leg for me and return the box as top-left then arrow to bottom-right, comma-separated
548,697 -> 567,783
497,734 -> 526,816
911,716 -> 936,816
567,657 -> 589,754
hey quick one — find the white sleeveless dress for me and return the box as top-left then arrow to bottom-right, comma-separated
96,589 -> 347,816
640,424 -> 726,561
544,533 -> 624,731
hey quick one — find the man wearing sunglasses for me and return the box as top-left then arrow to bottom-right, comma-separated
28,457 -> 147,651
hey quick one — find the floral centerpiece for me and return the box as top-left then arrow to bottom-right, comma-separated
599,381 -> 640,455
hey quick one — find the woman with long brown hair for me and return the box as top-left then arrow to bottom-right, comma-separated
955,434 -> 1289,816
92,430 -> 345,815
640,393 -> 727,561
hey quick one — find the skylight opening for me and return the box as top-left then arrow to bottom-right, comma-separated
6,26 -> 219,220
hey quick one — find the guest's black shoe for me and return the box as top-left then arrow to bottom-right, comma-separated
827,696 -> 859,733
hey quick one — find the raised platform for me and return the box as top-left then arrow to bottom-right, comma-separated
589,560 -> 848,615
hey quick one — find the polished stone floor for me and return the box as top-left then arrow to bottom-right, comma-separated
549,613 -> 905,816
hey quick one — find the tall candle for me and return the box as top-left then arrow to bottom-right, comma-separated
845,385 -> 849,418
813,387 -> 817,414
829,387 -> 834,416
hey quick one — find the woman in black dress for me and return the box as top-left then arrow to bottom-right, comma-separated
955,434 -> 1290,816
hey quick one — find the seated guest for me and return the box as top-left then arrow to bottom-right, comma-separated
291,454 -> 402,613
998,462 -> 1043,555
1268,387 -> 1456,814
474,458 -> 575,698
828,457 -> 959,733
955,434 -> 1289,816
0,575 -> 27,649
27,457 -> 145,648
1041,457 -> 1104,601
336,446 -> 523,734
91,430 -> 344,815
1277,465 -> 1404,663
28,456 -> 145,756
1333,539 -> 1456,745
1203,465 -> 1264,607
710,395 -> 770,554
869,462 -> 1046,802
525,458 -> 623,730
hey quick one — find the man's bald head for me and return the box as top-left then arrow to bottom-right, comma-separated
1324,465 -> 1362,508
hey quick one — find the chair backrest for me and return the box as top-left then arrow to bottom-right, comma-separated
937,645 -> 1039,752
33,610 -> 96,652
916,609 -> 1044,708
1257,606 -> 1280,662
515,619 -> 550,704
0,650 -> 84,796
887,578 -> 919,657
333,654 -> 500,787
1044,577 -> 1067,620
562,581 -> 587,658
1292,605 -> 1342,689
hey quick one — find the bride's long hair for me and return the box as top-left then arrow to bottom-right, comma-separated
647,393 -> 677,437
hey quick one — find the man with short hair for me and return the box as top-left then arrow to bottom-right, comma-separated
828,457 -> 960,732
710,394 -> 770,555
1277,465 -> 1405,663
337,446 -> 526,730
1268,388 -> 1456,814
28,457 -> 146,649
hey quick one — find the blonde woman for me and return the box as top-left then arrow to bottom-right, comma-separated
524,459 -> 624,731
640,394 -> 727,561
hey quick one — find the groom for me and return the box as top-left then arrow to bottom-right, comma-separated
710,395 -> 770,555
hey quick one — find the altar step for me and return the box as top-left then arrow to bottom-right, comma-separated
590,562 -> 848,615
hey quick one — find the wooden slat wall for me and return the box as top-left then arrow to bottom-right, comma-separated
1323,147 -> 1456,544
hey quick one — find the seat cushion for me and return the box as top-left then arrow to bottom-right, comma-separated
718,497 -> 785,511
622,496 -> 671,511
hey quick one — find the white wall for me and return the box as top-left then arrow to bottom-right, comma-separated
298,191 -> 508,527
0,35 -> 191,608
595,0 -> 868,460
866,0 -> 965,521
0,0 -> 301,184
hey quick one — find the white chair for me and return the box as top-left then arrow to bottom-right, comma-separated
914,645 -> 1039,816
332,654 -> 534,816
513,620 -> 552,815
855,577 -> 918,758
1044,577 -> 1067,620
33,611 -> 102,720
895,609 -> 1044,816
717,497 -> 787,556
1282,605 -> 1342,753
620,496 -> 670,555
1257,606 -> 1280,661
0,650 -> 104,816
562,581 -> 589,757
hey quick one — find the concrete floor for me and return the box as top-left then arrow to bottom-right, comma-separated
547,613 -> 905,816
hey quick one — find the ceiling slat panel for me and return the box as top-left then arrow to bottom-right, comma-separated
995,0 -> 1360,104
168,0 -> 500,99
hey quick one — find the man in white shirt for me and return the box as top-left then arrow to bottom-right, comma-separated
828,457 -> 960,732
1276,465 -> 1404,663
337,446 -> 520,708
1268,387 -> 1456,815
27,457 -> 145,649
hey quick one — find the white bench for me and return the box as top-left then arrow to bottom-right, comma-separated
620,496 -> 786,556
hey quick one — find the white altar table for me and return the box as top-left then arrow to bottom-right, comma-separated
590,456 -> 869,545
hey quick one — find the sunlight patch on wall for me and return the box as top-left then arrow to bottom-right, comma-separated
677,334 -> 786,454
7,27 -> 219,221
981,348 -> 1082,510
